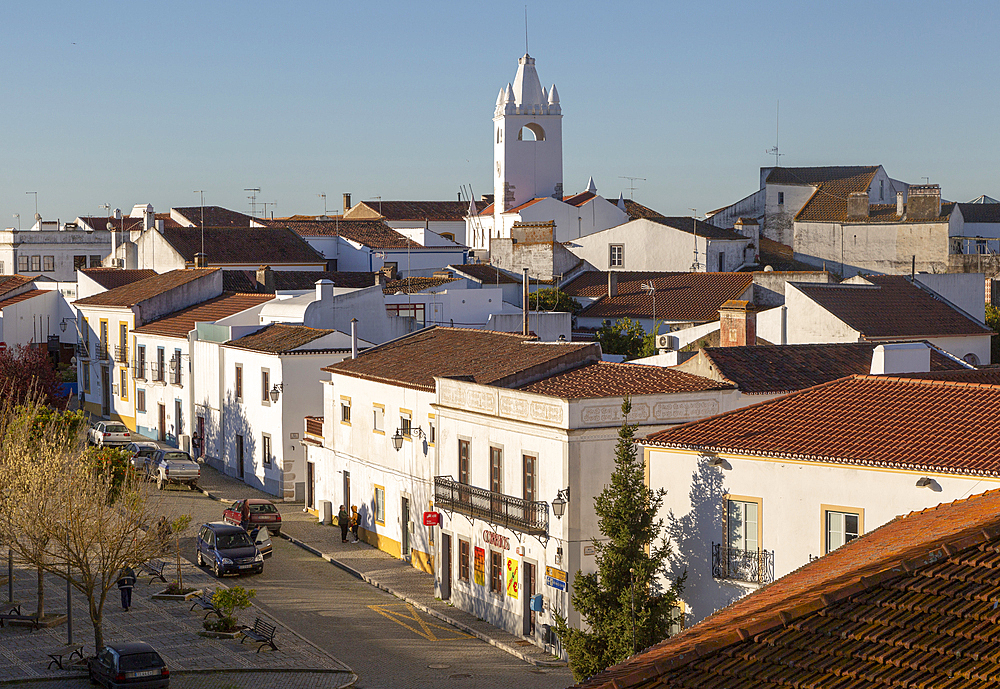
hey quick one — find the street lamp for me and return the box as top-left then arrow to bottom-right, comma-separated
391,426 -> 426,451
551,487 -> 570,518
268,384 -> 283,403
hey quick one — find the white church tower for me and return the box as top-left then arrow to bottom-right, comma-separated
493,54 -> 563,223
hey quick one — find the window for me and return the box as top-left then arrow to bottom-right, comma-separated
428,415 -> 435,446
458,439 -> 470,484
136,345 -> 146,380
400,410 -> 412,437
89,255 -> 102,267
17,255 -> 28,272
440,232 -> 455,242
459,539 -> 470,581
83,364 -> 90,393
261,369 -> 270,403
777,192 -> 785,205
824,506 -> 862,554
374,485 -> 385,525
262,433 -> 272,466
373,405 -> 384,434
717,251 -> 726,272
136,388 -> 146,413
235,365 -> 243,400
490,550 -> 503,594
385,303 -> 426,325
340,397 -> 351,424
523,454 -> 536,503
119,369 -> 128,400
30,256 -> 41,272
490,447 -> 503,494
171,349 -> 182,385
609,244 -> 624,268
155,347 -> 165,382
727,497 -> 761,553
879,179 -> 884,200
42,256 -> 54,272
74,255 -> 87,271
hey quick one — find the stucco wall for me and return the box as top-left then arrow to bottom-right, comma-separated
793,220 -> 950,277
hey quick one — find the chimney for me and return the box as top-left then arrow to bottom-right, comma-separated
481,194 -> 495,204
350,318 -> 358,359
315,278 -> 335,302
343,193 -> 352,213
374,272 -> 387,287
869,342 -> 931,375
847,191 -> 869,219
607,271 -> 618,298
905,184 -> 941,220
896,191 -> 905,216
256,265 -> 275,293
193,252 -> 208,268
718,300 -> 757,347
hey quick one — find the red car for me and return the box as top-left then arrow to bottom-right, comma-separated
223,499 -> 282,535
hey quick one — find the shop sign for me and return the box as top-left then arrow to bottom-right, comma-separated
506,558 -> 519,598
422,511 -> 440,526
482,530 -> 510,550
474,547 -> 485,586
545,565 -> 567,591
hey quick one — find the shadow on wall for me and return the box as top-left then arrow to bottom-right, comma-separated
220,390 -> 265,495
664,455 -> 748,626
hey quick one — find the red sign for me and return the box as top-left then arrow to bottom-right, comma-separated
483,530 -> 510,550
422,511 -> 440,526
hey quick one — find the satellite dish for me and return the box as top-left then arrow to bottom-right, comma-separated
34,213 -> 42,223
106,222 -> 114,231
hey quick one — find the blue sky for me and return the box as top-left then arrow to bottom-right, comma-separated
2,0 -> 997,225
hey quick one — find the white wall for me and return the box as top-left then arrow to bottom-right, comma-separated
914,273 -> 986,322
0,226 -> 115,281
0,289 -> 61,348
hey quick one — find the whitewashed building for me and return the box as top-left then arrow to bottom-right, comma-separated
0,216 -> 120,281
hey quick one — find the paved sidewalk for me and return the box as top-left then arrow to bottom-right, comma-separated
194,465 -> 566,667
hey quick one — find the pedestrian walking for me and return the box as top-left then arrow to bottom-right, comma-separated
117,565 -> 137,611
350,505 -> 360,543
240,500 -> 251,531
338,505 -> 350,543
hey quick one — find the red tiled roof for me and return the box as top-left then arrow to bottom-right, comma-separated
324,326 -> 598,391
348,200 -> 487,222
77,216 -> 145,233
154,213 -> 184,229
73,269 -> 219,307
647,216 -> 746,240
620,199 -> 666,221
259,217 -> 421,249
0,289 -> 46,310
567,272 -> 754,323
160,227 -> 326,265
562,191 -> 597,207
0,275 -> 33,298
885,367 -> 1000,384
132,293 -> 273,338
509,198 -> 547,213
171,206 -> 254,228
222,269 -> 377,293
225,323 -> 339,354
644,374 -> 1000,475
448,264 -> 521,285
765,165 -> 880,186
80,268 -> 157,290
383,276 -> 458,294
696,341 -> 968,394
794,275 -> 993,338
576,487 -> 1000,689
518,362 -> 730,399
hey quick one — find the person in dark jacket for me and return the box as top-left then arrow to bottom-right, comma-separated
117,565 -> 137,611
338,505 -> 350,543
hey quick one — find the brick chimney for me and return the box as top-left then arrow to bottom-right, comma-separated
905,184 -> 941,220
256,265 -> 275,293
343,193 -> 352,213
847,191 -> 869,219
719,300 -> 757,347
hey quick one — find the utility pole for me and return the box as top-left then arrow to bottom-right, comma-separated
194,191 -> 206,257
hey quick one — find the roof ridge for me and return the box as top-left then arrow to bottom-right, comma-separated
862,373 -> 1000,390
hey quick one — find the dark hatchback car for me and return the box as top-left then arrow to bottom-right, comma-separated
88,642 -> 169,688
196,522 -> 263,577
222,498 -> 282,535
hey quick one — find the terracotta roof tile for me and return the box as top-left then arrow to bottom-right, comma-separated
576,488 -> 1000,689
73,268 -> 219,308
648,216 -> 746,240
222,270 -> 377,293
959,203 -> 1000,223
0,275 -> 33,297
765,165 -> 880,186
448,264 -> 521,285
794,275 -> 993,338
225,323 -> 339,354
79,268 -> 158,290
259,217 -> 421,249
348,200 -> 487,221
567,272 -> 754,322
518,361 -> 731,398
171,206 -> 254,228
643,375 -> 1000,475
324,326 -> 598,391
132,293 -> 274,338
383,276 -> 458,294
0,289 -> 46,310
886,367 -> 1000,385
698,342 -> 968,394
160,227 -> 326,265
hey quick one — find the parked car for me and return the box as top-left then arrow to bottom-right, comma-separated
196,522 -> 264,577
88,421 -> 131,448
223,499 -> 282,535
87,642 -> 169,688
146,450 -> 200,490
124,441 -> 159,472
249,525 -> 273,559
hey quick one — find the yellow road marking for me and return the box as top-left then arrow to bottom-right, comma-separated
367,603 -> 473,641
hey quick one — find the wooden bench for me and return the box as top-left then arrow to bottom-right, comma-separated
141,560 -> 168,585
0,602 -> 39,631
46,644 -> 84,670
189,589 -> 221,619
241,617 -> 277,652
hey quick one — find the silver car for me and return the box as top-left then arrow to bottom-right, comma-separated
88,421 -> 131,448
147,449 -> 201,490
125,441 -> 160,472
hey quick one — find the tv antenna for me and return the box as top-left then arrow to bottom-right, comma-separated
194,190 -> 206,255
766,100 -> 783,167
261,201 -> 277,219
690,208 -> 703,272
318,194 -> 328,216
619,176 -> 646,200
245,187 -> 261,217
524,5 -> 528,54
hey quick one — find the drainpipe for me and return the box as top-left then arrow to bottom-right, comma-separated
522,268 -> 529,336
351,318 -> 358,359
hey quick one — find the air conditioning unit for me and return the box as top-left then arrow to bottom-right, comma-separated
656,334 -> 678,351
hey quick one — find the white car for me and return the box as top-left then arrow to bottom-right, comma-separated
88,421 -> 131,448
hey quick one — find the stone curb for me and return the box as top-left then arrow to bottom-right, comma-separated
0,668 -> 356,687
277,531 -> 566,668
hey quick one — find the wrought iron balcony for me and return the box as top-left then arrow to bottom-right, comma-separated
132,362 -> 146,381
151,362 -> 165,382
169,367 -> 182,386
115,345 -> 128,363
434,475 -> 549,536
94,343 -> 109,360
74,343 -> 90,359
712,543 -> 774,585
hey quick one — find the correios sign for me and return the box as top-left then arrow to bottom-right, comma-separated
482,530 -> 509,550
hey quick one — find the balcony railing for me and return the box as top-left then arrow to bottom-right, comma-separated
132,362 -> 146,381
95,343 -> 109,360
74,343 -> 90,359
115,345 -> 128,363
151,362 -> 165,382
305,416 -> 324,438
712,543 -> 774,585
169,365 -> 182,386
434,475 -> 549,536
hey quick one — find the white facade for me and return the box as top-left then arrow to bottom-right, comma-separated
0,287 -> 66,350
0,222 -> 115,281
646,446 -> 1000,626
